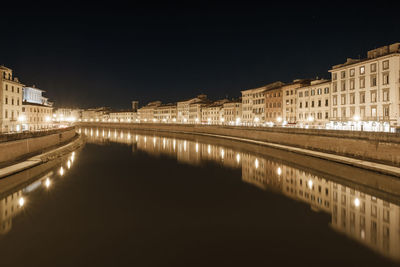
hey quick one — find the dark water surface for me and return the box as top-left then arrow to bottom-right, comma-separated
0,127 -> 399,266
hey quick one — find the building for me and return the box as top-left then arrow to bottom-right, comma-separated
137,101 -> 161,122
21,86 -> 54,131
81,107 -> 110,122
0,66 -> 24,133
222,100 -> 242,125
176,94 -> 207,123
201,99 -> 229,125
53,108 -> 82,122
264,84 -> 284,126
154,103 -> 177,123
241,81 -> 284,125
109,110 -> 137,123
281,79 -> 311,124
131,101 -> 139,112
188,99 -> 211,124
297,79 -> 331,127
328,43 -> 400,132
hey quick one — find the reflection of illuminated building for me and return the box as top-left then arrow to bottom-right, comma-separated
0,190 -> 24,234
83,127 -> 400,262
331,183 -> 400,261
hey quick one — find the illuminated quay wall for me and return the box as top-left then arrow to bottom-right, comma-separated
77,122 -> 400,168
0,127 -> 76,164
82,127 -> 400,262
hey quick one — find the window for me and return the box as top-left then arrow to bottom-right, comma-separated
305,91 -> 309,97
350,93 -> 355,104
371,63 -> 376,72
332,73 -> 337,80
333,96 -> 337,106
341,71 -> 346,79
318,100 -> 321,107
325,99 -> 329,106
311,90 -> 315,96
341,81 -> 346,91
360,66 -> 365,75
333,82 -> 337,92
311,101 -> 314,107
324,87 -> 329,94
371,91 -> 377,103
383,73 -> 389,85
371,106 -> 377,117
383,89 -> 389,101
341,94 -> 346,105
350,79 -> 355,90
371,75 -> 377,87
359,77 -> 365,88
325,112 -> 329,119
299,92 -> 303,97
383,106 -> 390,117
317,88 -> 322,95
360,92 -> 365,104
5,97 -> 8,105
350,68 -> 355,77
299,102 -> 302,108
383,60 -> 389,70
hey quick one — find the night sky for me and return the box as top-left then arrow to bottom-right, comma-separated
1,2 -> 399,109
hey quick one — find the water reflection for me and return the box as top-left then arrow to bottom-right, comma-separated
82,127 -> 400,262
0,151 -> 79,235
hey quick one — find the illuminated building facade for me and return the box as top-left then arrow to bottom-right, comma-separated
281,79 -> 311,124
329,43 -> 400,131
176,94 -> 207,123
154,103 -> 177,123
264,85 -> 283,125
137,101 -> 161,122
222,100 -> 242,125
0,66 -> 24,133
297,79 -> 331,127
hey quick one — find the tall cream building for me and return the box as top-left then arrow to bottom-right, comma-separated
137,101 -> 161,122
297,79 -> 331,127
176,94 -> 207,123
241,81 -> 284,125
281,79 -> 311,124
154,103 -> 177,123
329,43 -> 400,131
222,100 -> 242,125
0,66 -> 24,133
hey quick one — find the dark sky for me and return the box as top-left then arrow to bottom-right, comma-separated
1,2 -> 399,109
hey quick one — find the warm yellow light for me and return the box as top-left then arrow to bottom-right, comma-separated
59,167 -> 64,176
195,143 -> 199,153
353,115 -> 360,122
254,117 -> 259,123
45,116 -> 51,122
18,115 -> 26,122
255,158 -> 259,169
277,167 -> 282,175
354,198 -> 360,207
307,179 -> 313,189
276,117 -> 282,123
236,153 -> 241,163
18,197 -> 25,207
307,116 -> 314,122
67,160 -> 71,169
207,145 -> 211,154
45,178 -> 51,188
221,149 -> 225,159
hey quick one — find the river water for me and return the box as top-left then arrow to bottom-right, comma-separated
0,127 -> 399,266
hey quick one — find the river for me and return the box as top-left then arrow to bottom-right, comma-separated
0,127 -> 399,266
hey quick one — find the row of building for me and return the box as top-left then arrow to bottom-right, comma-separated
78,43 -> 400,132
0,66 -> 54,133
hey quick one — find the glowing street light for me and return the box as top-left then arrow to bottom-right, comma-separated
307,116 -> 314,122
18,115 -> 26,122
276,117 -> 282,123
353,115 -> 360,122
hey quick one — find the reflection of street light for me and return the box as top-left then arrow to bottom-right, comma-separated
354,198 -> 360,207
255,158 -> 259,169
277,167 -> 282,175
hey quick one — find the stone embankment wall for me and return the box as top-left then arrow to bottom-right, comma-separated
78,123 -> 400,167
0,127 -> 76,164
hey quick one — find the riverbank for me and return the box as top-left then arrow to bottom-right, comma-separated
0,127 -> 77,166
0,133 -> 85,180
78,122 -> 400,177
